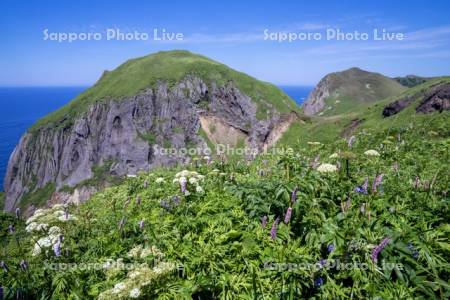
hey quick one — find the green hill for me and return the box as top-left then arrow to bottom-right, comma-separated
393,75 -> 433,88
280,77 -> 450,147
303,67 -> 406,116
30,50 -> 299,132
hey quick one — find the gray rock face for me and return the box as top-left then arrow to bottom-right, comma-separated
382,82 -> 450,117
303,76 -> 330,116
3,76 -> 283,211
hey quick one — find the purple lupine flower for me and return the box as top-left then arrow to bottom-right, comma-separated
138,219 -> 145,230
314,277 -> 324,287
371,174 -> 384,194
291,187 -> 298,203
172,195 -> 180,205
407,242 -> 419,259
136,196 -> 141,206
7,224 -> 14,234
0,261 -> 8,273
354,177 -> 369,194
270,218 -> 279,240
15,208 -> 20,219
327,244 -> 335,253
261,216 -> 267,228
180,178 -> 187,194
160,200 -> 171,210
19,260 -> 28,271
319,259 -> 327,268
53,241 -> 61,257
347,135 -> 356,148
371,237 -> 391,263
284,207 -> 292,224
118,217 -> 126,230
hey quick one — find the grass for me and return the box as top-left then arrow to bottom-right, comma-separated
19,183 -> 56,209
314,67 -> 406,116
281,77 -> 450,147
1,115 -> 448,298
29,50 -> 299,132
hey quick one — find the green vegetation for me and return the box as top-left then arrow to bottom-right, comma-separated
394,75 -> 432,88
198,127 -> 215,151
315,67 -> 406,116
283,77 -> 450,147
29,50 -> 298,132
0,192 -> 4,209
18,183 -> 56,209
1,112 -> 449,298
138,131 -> 156,145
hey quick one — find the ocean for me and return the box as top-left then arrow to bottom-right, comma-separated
0,86 -> 312,191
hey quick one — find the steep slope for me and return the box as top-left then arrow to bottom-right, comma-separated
3,50 -> 300,212
303,67 -> 406,116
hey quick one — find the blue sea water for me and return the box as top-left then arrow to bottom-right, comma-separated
0,85 -> 311,192
0,87 -> 86,191
279,86 -> 312,106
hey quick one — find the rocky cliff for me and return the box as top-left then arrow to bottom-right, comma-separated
4,51 -> 300,211
303,67 -> 406,116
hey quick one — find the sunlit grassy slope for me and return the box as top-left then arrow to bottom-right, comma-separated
280,77 -> 450,147
315,67 -> 406,116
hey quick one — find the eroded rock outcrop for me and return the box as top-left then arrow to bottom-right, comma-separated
382,82 -> 450,117
4,76 -> 293,211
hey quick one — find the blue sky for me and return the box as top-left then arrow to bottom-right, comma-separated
1,0 -> 450,86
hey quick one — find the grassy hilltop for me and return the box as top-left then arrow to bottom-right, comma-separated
30,50 -> 299,132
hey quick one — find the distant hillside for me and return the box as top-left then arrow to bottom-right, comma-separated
303,67 -> 406,116
393,75 -> 434,88
279,77 -> 450,146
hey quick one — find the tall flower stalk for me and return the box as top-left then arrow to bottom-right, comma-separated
270,218 -> 279,240
284,208 -> 292,224
371,174 -> 384,194
371,237 -> 391,263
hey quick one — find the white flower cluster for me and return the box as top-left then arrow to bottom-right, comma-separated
155,177 -> 165,184
317,163 -> 338,173
173,170 -> 205,195
32,226 -> 62,256
98,259 -> 176,299
364,149 -> 380,156
127,245 -> 165,260
25,204 -> 76,256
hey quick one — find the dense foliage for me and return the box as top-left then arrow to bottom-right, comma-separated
1,119 -> 449,299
